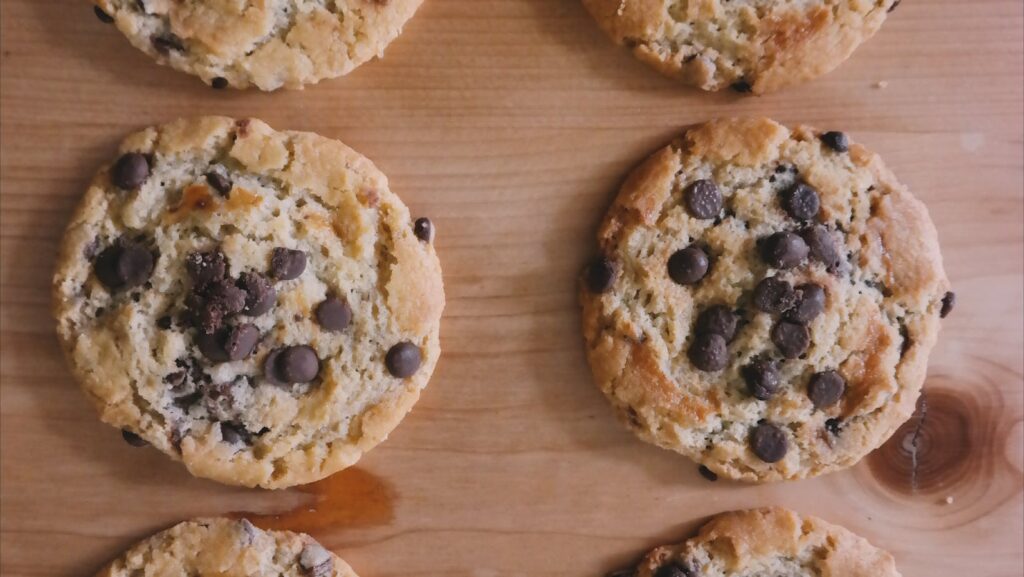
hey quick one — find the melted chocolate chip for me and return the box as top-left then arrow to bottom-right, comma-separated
94,6 -> 114,23
205,169 -> 232,196
152,33 -> 184,54
211,77 -> 229,90
761,232 -> 809,269
753,277 -> 798,314
785,284 -> 826,324
586,257 -> 616,293
413,217 -> 434,242
750,422 -> 788,463
698,465 -> 718,482
386,342 -> 422,378
220,421 -> 251,445
94,239 -> 155,291
730,80 -> 752,93
821,131 -> 850,153
771,320 -> 810,359
688,333 -> 728,372
270,248 -> 306,281
781,183 -> 820,221
743,358 -> 781,400
940,291 -> 956,318
316,296 -> 352,332
802,225 -> 843,272
808,370 -> 846,409
695,305 -> 739,342
668,246 -> 710,285
684,179 -> 722,220
121,429 -> 148,447
237,272 -> 276,316
111,153 -> 150,190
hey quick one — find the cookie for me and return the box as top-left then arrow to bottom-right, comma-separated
580,118 -> 952,482
53,116 -> 444,488
91,0 -> 423,90
581,0 -> 900,94
626,507 -> 900,577
98,518 -> 358,577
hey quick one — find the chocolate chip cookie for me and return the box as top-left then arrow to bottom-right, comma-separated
624,507 -> 900,577
92,0 -> 423,90
53,117 -> 444,488
97,518 -> 357,577
580,118 -> 952,482
581,0 -> 900,94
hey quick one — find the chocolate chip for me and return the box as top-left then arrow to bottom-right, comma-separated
684,179 -> 722,219
654,561 -> 695,577
152,33 -> 184,54
753,277 -> 798,314
820,131 -> 850,153
743,358 -> 780,400
761,232 -> 808,269
731,80 -> 752,93
270,248 -> 306,281
279,346 -> 320,383
888,0 -> 901,12
772,321 -> 810,358
237,272 -> 276,316
695,305 -> 738,342
802,225 -> 843,272
205,169 -> 232,196
786,283 -> 826,324
220,421 -> 251,445
196,332 -> 228,363
121,429 -> 148,447
698,465 -> 718,482
211,77 -> 229,90
263,348 -> 286,386
750,422 -> 788,463
186,250 -> 227,290
808,370 -> 846,409
668,246 -> 710,285
316,297 -> 352,332
386,342 -> 422,378
299,544 -> 334,577
688,333 -> 728,372
585,257 -> 616,293
781,183 -> 820,221
111,153 -> 150,190
94,239 -> 155,291
206,281 -> 246,317
413,217 -> 434,242
157,315 -> 173,330
940,291 -> 956,318
825,418 -> 843,436
223,324 -> 259,361
94,6 -> 114,23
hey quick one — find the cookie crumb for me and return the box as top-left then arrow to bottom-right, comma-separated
942,496 -> 954,505
874,80 -> 889,89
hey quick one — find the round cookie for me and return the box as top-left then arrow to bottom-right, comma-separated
53,116 -> 444,488
91,0 -> 423,90
580,118 -> 952,482
98,518 -> 358,577
627,507 -> 900,577
581,0 -> 900,94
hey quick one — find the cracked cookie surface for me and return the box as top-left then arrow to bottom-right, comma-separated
581,0 -> 899,94
93,0 -> 423,90
53,116 -> 444,488
97,518 -> 358,577
580,118 -> 951,482
629,507 -> 900,577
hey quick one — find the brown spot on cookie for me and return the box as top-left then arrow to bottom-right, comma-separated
166,184 -> 217,222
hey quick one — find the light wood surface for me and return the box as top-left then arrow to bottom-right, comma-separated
2,1 -> 1022,576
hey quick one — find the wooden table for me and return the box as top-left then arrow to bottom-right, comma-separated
2,1 -> 1022,575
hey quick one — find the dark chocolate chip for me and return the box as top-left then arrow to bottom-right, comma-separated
121,429 -> 148,447
940,291 -> 956,318
413,217 -> 434,243
196,331 -> 229,363
667,246 -> 710,285
386,341 -> 422,378
753,277 -> 798,314
220,421 -> 251,445
743,358 -> 781,400
237,272 -> 276,316
94,240 -> 155,291
820,131 -> 850,153
211,77 -> 229,90
695,305 -> 739,342
585,257 -> 616,293
152,33 -> 185,54
730,80 -> 752,93
654,561 -> 695,577
94,6 -> 114,23
315,296 -> 352,332
111,152 -> 150,190
888,0 -> 901,12
698,465 -> 718,482
270,248 -> 307,281
771,321 -> 810,359
157,315 -> 173,330
688,333 -> 728,372
802,225 -> 843,272
263,348 -> 286,386
205,169 -> 232,196
750,422 -> 788,463
279,345 -> 320,383
781,183 -> 820,221
206,281 -> 246,317
825,418 -> 843,436
761,231 -> 809,269
299,545 -> 334,577
785,283 -> 826,324
684,179 -> 722,220
223,324 -> 259,361
808,370 -> 846,409
186,250 -> 227,290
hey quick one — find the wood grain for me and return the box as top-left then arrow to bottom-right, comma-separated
1,1 -> 1022,576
